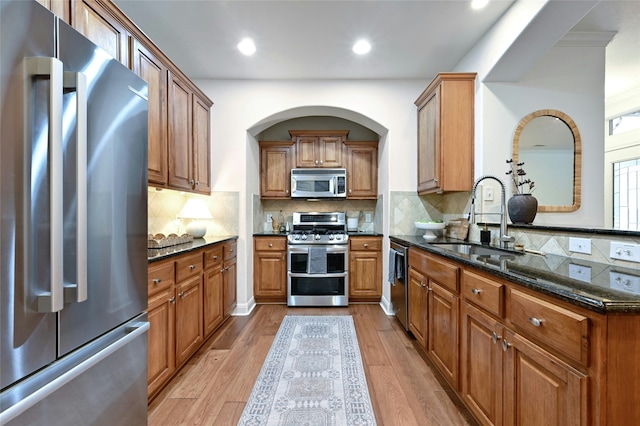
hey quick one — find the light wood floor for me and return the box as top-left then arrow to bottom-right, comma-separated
148,304 -> 477,425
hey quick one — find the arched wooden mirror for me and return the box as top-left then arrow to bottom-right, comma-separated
513,109 -> 581,212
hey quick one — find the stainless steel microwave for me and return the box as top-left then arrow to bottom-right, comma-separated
291,168 -> 347,198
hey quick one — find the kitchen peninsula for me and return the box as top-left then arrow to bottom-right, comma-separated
391,234 -> 640,426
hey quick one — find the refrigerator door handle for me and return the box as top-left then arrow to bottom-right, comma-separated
0,321 -> 150,424
63,71 -> 88,304
26,57 -> 65,313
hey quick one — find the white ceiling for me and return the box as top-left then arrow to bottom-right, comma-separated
114,0 -> 639,99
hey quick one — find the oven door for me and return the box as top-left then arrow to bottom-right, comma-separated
287,245 -> 348,306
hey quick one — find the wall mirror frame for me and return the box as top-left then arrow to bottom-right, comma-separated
513,109 -> 582,213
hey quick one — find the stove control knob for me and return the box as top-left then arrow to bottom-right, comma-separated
335,234 -> 342,240
301,234 -> 307,240
315,234 -> 321,241
294,234 -> 300,240
329,234 -> 334,240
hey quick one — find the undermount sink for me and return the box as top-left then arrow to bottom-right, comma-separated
430,242 -> 522,258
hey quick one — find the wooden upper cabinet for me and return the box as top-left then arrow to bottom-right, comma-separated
167,71 -> 211,194
37,0 -> 71,23
289,130 -> 348,168
73,0 -> 129,67
415,72 -> 475,194
131,39 -> 168,186
260,141 -> 294,199
344,141 -> 378,199
193,95 -> 211,194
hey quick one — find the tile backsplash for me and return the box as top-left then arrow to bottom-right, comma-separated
148,187 -> 239,237
391,190 -> 640,268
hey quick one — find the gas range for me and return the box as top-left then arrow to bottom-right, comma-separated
287,212 -> 348,245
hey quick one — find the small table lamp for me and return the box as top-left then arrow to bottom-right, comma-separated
178,198 -> 212,238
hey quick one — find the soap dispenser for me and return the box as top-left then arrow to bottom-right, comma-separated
480,224 -> 491,245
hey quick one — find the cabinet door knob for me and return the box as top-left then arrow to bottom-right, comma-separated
502,339 -> 512,352
213,256 -> 219,260
285,189 -> 289,194
491,331 -> 501,344
471,288 -> 481,295
529,317 -> 543,327
364,243 -> 369,248
189,265 -> 196,270
269,243 -> 273,247
315,160 -> 319,165
319,160 -> 323,165
179,292 -> 185,299
195,181 -> 200,187
152,278 -> 162,285
169,297 -> 176,304
189,179 -> 195,186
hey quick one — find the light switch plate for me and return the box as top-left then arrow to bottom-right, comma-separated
569,237 -> 591,254
610,241 -> 640,263
484,187 -> 494,201
365,213 -> 372,223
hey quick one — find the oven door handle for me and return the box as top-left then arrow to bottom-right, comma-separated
287,246 -> 348,253
288,272 -> 348,278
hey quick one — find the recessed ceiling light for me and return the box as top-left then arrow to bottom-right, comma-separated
352,40 -> 371,55
237,38 -> 256,56
471,0 -> 489,10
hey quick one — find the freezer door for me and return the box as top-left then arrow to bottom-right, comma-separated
0,0 -> 59,390
1,315 -> 149,426
57,20 -> 149,356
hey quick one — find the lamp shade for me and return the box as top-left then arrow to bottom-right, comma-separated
178,199 -> 212,220
178,199 -> 212,238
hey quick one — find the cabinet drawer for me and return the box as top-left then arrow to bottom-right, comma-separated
350,237 -> 381,251
176,252 -> 204,282
204,246 -> 223,270
255,237 -> 286,251
507,288 -> 590,366
224,240 -> 237,261
148,260 -> 175,296
462,270 -> 504,318
426,254 -> 459,292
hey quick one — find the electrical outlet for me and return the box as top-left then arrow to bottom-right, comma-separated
610,241 -> 640,263
365,213 -> 372,223
569,237 -> 591,254
610,271 -> 640,294
484,187 -> 494,201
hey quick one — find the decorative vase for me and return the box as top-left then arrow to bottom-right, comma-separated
507,194 -> 538,224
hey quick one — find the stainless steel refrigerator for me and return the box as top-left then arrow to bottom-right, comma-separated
1,1 -> 149,424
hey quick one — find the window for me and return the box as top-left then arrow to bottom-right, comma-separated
609,109 -> 640,136
613,158 -> 639,230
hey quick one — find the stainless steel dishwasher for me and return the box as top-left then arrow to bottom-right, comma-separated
390,241 -> 409,331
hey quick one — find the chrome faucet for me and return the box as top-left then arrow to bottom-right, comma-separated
468,175 -> 515,249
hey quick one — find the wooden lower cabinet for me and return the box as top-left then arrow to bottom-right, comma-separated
223,240 -> 238,317
147,238 -> 237,400
203,247 -> 224,336
408,248 -> 460,388
253,236 -> 287,303
461,300 -> 587,426
147,286 -> 175,398
175,274 -> 203,366
408,267 -> 428,347
348,236 -> 382,302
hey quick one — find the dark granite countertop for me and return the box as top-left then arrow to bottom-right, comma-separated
148,235 -> 237,263
252,231 -> 384,237
390,235 -> 640,314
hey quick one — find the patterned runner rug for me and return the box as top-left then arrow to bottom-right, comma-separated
238,315 -> 377,425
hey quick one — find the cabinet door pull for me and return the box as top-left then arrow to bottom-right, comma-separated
491,331 -> 501,344
152,278 -> 162,285
502,339 -> 512,352
529,317 -> 543,327
471,288 -> 481,295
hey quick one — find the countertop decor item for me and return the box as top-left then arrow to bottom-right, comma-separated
238,315 -> 376,425
177,198 -> 212,238
506,159 -> 537,223
415,221 -> 446,240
